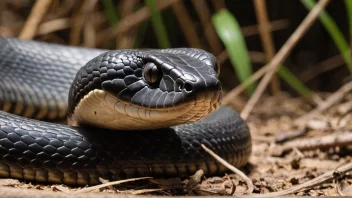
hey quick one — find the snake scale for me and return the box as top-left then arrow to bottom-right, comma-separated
0,37 -> 251,186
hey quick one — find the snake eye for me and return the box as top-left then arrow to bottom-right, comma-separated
143,62 -> 161,84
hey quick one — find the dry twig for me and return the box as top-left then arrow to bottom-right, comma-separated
201,144 -> 254,195
240,0 -> 331,119
296,81 -> 352,123
75,177 -> 152,193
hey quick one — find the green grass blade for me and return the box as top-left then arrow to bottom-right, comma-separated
345,0 -> 352,42
301,0 -> 352,73
145,0 -> 170,48
212,9 -> 255,95
101,0 -> 119,26
278,66 -> 314,100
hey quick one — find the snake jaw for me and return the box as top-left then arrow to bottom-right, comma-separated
69,87 -> 221,130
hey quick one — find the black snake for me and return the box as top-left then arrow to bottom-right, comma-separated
0,37 -> 251,186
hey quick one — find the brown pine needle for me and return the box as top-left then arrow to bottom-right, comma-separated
201,144 -> 254,195
75,177 -> 152,193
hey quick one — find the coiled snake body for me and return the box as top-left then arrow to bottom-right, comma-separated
0,37 -> 251,185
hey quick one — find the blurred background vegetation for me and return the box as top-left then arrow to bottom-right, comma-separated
0,0 -> 350,105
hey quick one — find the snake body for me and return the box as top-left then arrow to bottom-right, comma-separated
0,37 -> 251,185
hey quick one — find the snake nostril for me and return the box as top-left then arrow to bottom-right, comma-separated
176,80 -> 192,92
184,82 -> 192,92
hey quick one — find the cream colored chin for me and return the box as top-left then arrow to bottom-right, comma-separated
69,89 -> 220,130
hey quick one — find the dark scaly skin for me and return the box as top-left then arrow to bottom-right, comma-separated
0,37 -> 251,185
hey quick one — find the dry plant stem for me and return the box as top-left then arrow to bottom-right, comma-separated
201,144 -> 254,195
221,19 -> 291,105
37,18 -> 71,36
275,129 -> 307,143
19,0 -> 52,39
99,177 -> 116,191
211,0 -> 225,12
75,177 -> 152,193
116,0 -> 139,49
281,131 -> 352,152
70,0 -> 98,46
83,10 -> 97,48
241,19 -> 290,37
300,55 -> 344,82
97,0 -> 181,46
127,189 -> 164,195
191,0 -> 222,54
45,0 -> 76,21
240,0 -> 331,120
253,0 -> 280,94
296,80 -> 352,123
217,19 -> 290,64
115,0 -> 180,35
223,65 -> 270,105
247,162 -> 352,197
217,51 -> 266,65
172,1 -> 202,48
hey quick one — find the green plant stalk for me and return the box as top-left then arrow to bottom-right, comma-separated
301,0 -> 352,73
278,66 -> 313,99
145,0 -> 170,48
212,9 -> 255,95
101,0 -> 119,26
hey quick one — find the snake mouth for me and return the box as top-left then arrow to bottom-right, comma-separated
69,88 -> 222,130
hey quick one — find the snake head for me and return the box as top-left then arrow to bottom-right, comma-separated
68,49 -> 222,130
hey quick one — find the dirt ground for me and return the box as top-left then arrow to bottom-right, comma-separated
0,91 -> 351,197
